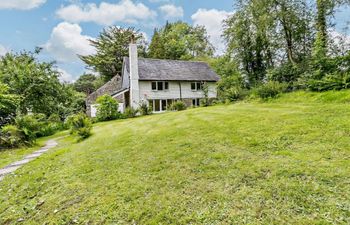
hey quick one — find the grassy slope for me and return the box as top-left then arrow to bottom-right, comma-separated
1,92 -> 350,224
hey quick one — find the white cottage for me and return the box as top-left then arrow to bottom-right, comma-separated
86,42 -> 220,117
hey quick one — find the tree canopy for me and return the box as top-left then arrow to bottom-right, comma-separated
148,21 -> 214,60
80,27 -> 146,82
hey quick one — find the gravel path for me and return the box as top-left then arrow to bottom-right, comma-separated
0,139 -> 58,181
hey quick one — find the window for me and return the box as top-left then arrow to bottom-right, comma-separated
149,99 -> 176,112
191,82 -> 202,91
197,82 -> 202,91
157,82 -> 163,90
154,100 -> 160,112
152,81 -> 169,91
161,100 -> 167,111
152,82 -> 157,90
192,99 -> 201,107
191,82 -> 196,90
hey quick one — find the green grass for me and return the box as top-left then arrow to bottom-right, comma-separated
0,132 -> 68,168
1,93 -> 350,224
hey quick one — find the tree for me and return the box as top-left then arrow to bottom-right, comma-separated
313,0 -> 350,58
148,21 -> 214,60
80,27 -> 146,82
0,50 -> 66,116
223,0 -> 315,86
74,73 -> 98,95
0,82 -> 19,126
96,95 -> 120,121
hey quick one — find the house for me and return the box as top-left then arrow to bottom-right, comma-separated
86,42 -> 220,117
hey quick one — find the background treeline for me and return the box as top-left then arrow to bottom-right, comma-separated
1,0 -> 349,148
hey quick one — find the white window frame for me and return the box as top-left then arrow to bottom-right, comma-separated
149,99 -> 176,112
191,82 -> 202,91
151,81 -> 169,91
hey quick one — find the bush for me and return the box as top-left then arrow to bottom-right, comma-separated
217,76 -> 247,102
139,101 -> 153,116
96,95 -> 120,122
15,114 -> 42,143
0,125 -> 24,148
124,107 -> 138,118
67,113 -> 92,141
253,81 -> 288,99
169,101 -> 187,111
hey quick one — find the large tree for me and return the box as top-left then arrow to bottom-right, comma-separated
80,27 -> 146,82
224,0 -> 315,86
0,49 -> 66,116
148,21 -> 214,60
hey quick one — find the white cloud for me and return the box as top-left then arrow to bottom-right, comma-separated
0,44 -> 8,56
191,8 -> 231,55
159,4 -> 183,19
149,0 -> 169,3
57,68 -> 75,83
0,0 -> 46,10
43,22 -> 95,62
56,0 -> 157,26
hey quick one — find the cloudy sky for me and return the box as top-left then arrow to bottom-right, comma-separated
0,0 -> 349,82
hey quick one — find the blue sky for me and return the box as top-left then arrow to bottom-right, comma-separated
0,0 -> 349,82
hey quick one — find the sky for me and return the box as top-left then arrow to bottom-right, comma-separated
0,0 -> 349,82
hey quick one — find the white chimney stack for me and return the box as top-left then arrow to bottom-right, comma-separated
129,35 -> 140,109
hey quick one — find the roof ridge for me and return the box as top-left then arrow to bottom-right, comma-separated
124,56 -> 209,64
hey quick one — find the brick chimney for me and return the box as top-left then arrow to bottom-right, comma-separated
129,35 -> 140,109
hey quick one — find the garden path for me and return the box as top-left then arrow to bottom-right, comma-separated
0,139 -> 58,181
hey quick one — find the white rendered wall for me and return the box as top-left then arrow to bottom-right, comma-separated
138,81 -> 217,102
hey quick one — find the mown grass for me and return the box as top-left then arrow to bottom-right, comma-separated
0,92 -> 350,224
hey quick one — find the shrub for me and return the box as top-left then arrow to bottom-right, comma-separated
217,76 -> 247,102
15,114 -> 42,143
96,95 -> 120,122
0,125 -> 24,148
139,101 -> 153,116
253,81 -> 288,99
124,107 -> 138,118
169,101 -> 187,111
68,113 -> 92,140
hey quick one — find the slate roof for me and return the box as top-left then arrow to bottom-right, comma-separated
124,57 -> 220,82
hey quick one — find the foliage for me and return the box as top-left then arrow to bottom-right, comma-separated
169,101 -> 187,111
148,21 -> 214,60
200,82 -> 210,107
67,113 -> 92,140
223,0 -> 314,86
80,27 -> 146,82
73,74 -> 98,95
0,82 -> 20,127
138,101 -> 153,116
0,50 -> 68,116
8,113 -> 64,146
95,95 -> 120,122
124,107 -> 138,118
253,81 -> 288,99
0,125 -> 24,149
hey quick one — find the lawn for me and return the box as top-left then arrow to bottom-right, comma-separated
0,92 -> 350,224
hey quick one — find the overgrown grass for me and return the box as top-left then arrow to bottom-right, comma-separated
271,89 -> 350,103
0,94 -> 349,224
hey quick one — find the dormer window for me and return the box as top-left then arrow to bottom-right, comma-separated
191,82 -> 202,91
152,81 -> 169,91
